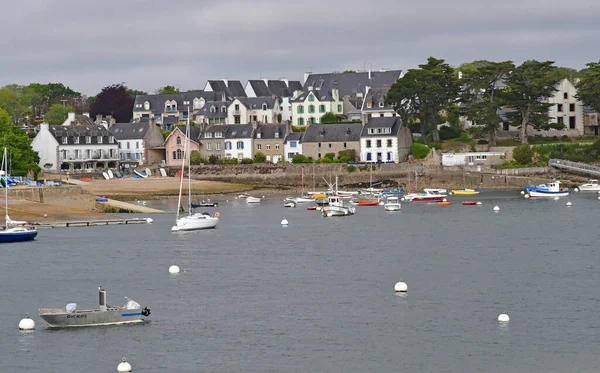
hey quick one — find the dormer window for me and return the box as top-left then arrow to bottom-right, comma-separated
379,102 -> 384,108
210,106 -> 216,113
144,101 -> 150,110
109,136 -> 114,144
368,128 -> 375,134
275,132 -> 279,139
345,129 -> 351,135
262,103 -> 267,110
215,132 -> 223,138
98,136 -> 103,144
74,136 -> 79,144
62,136 -> 68,144
86,136 -> 91,144
193,99 -> 201,110
319,130 -> 325,137
257,133 -> 261,139
205,132 -> 212,138
367,102 -> 372,108
221,106 -> 226,113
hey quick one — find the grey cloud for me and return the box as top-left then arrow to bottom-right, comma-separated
1,0 -> 599,95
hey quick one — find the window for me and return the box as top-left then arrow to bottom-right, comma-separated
74,137 -> 81,145
216,143 -> 220,150
569,116 -> 576,129
368,128 -> 375,134
86,136 -> 91,144
557,104 -> 563,112
215,132 -> 223,138
98,136 -> 103,144
380,114 -> 384,117
235,104 -> 240,111
193,99 -> 200,109
563,92 -> 568,99
257,144 -> 262,150
387,139 -> 393,147
343,142 -> 347,148
297,118 -> 304,126
308,94 -> 315,102
377,152 -> 382,161
109,136 -> 114,144
136,141 -> 139,149
377,128 -> 382,134
173,149 -> 184,160
387,152 -> 392,161
297,105 -> 304,114
557,117 -> 564,125
318,153 -> 321,159
237,141 -> 244,150
308,105 -> 315,113
225,141 -> 232,150
385,128 -> 391,134
376,139 -> 382,148
275,132 -> 279,139
144,101 -> 150,110
366,140 -> 372,148
176,136 -> 181,144
337,104 -> 342,112
309,117 -> 315,124
318,143 -> 321,148
266,144 -> 271,150
62,136 -> 67,144
262,103 -> 267,110
207,143 -> 212,150
290,141 -> 297,148
379,102 -> 384,108
319,105 -> 325,113
234,115 -> 241,124
275,144 -> 280,150
127,142 -> 130,149
288,152 -> 295,159
367,102 -> 372,108
210,106 -> 216,113
221,106 -> 226,113
366,152 -> 372,161
569,103 -> 575,112
205,132 -> 212,138
328,143 -> 331,148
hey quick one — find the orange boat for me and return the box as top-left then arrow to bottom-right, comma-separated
438,201 -> 451,206
81,177 -> 91,182
462,201 -> 477,205
357,201 -> 379,206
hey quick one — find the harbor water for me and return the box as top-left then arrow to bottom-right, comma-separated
2,191 -> 600,372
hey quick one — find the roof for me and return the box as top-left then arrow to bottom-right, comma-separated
247,80 -> 271,97
237,96 -> 278,109
284,132 -> 303,143
133,91 -> 225,113
110,122 -> 149,140
207,80 -> 247,98
303,70 -> 402,98
247,80 -> 301,98
225,124 -> 254,139
361,117 -> 402,137
195,101 -> 229,119
288,80 -> 303,93
255,124 -> 287,140
302,123 -> 362,143
362,88 -> 394,111
163,116 -> 179,125
49,124 -> 114,145
291,89 -> 334,103
165,126 -> 201,144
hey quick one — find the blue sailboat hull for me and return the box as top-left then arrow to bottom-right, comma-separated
0,230 -> 38,243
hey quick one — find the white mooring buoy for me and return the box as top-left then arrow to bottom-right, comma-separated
520,190 -> 525,195
448,192 -> 453,196
574,188 -> 579,192
498,312 -> 510,323
394,281 -> 408,292
18,315 -> 35,330
281,218 -> 289,226
169,264 -> 180,274
566,201 -> 572,207
117,357 -> 132,372
493,206 -> 500,212
442,198 -> 448,202
142,201 -> 147,205
476,201 -> 482,205
554,196 -> 560,201
524,193 -> 530,199
146,218 -> 153,224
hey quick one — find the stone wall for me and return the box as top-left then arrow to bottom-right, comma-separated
8,186 -> 96,210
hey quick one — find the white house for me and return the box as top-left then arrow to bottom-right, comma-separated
223,124 -> 254,161
360,117 -> 410,163
110,121 -> 165,165
361,87 -> 397,124
290,89 -> 343,126
32,123 -> 119,173
284,132 -> 303,162
547,78 -> 584,136
442,152 -> 505,167
244,79 -> 304,122
227,97 -> 281,124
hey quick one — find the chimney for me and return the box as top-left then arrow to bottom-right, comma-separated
222,79 -> 228,85
95,114 -> 102,124
83,112 -> 90,118
303,72 -> 311,85
368,69 -> 371,80
282,78 -> 289,86
63,112 -> 76,126
332,88 -> 339,101
263,79 -> 268,85
149,117 -> 156,127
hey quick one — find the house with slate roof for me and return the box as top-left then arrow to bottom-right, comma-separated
194,101 -> 230,127
301,123 -> 362,161
283,132 -> 303,162
228,97 -> 281,125
359,117 -> 412,163
203,80 -> 247,99
32,122 -> 119,173
245,79 -> 304,122
110,121 -> 164,165
223,124 -> 255,161
361,87 -> 398,124
163,126 -> 202,167
254,124 -> 289,163
290,89 -> 343,127
198,125 -> 228,160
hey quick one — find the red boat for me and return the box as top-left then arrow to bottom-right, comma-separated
357,201 -> 380,206
462,201 -> 478,205
307,206 -> 317,210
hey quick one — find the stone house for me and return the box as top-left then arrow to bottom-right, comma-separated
253,124 -> 288,163
301,123 -> 362,161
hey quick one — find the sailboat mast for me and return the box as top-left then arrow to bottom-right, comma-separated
175,120 -> 188,221
4,147 -> 7,221
187,106 -> 192,217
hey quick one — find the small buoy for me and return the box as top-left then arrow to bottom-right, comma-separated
169,264 -> 180,274
520,190 -> 525,195
597,191 -> 600,195
400,197 -> 405,201
597,196 -> 600,200
574,188 -> 579,192
498,312 -> 510,323
448,192 -> 453,196
142,201 -> 147,205
493,206 -> 500,212
262,195 -> 265,198
146,218 -> 153,224
378,201 -> 384,206
226,200 -> 229,202
327,212 -> 333,217
281,218 -> 289,226
117,357 -> 132,372
394,281 -> 408,292
566,202 -> 572,207
442,198 -> 448,202
171,226 -> 179,232
18,315 -> 35,330
554,196 -> 559,201
476,201 -> 482,205
524,193 -> 530,199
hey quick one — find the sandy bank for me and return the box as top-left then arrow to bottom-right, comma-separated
3,199 -> 116,222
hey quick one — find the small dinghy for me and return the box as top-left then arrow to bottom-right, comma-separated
133,169 -> 148,179
462,201 -> 478,205
191,202 -> 218,208
38,287 -> 150,328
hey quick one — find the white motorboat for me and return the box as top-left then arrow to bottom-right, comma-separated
423,188 -> 448,194
172,109 -> 219,232
404,189 -> 447,202
284,196 -> 314,204
383,196 -> 401,211
578,179 -> 600,191
322,176 -> 355,217
246,196 -> 261,203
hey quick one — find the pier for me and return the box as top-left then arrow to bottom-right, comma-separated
549,159 -> 600,177
101,199 -> 164,213
2,218 -> 151,229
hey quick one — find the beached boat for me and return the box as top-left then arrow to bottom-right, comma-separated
383,196 -> 401,211
578,179 -> 600,191
0,147 -> 37,243
525,181 -> 569,198
246,196 -> 261,203
451,188 -> 482,195
133,169 -> 148,178
38,287 -> 150,328
404,189 -> 447,203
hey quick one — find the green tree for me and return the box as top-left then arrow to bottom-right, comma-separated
189,150 -> 202,165
576,61 -> 600,113
155,85 -> 180,95
320,112 -> 337,124
410,142 -> 430,159
549,66 -> 580,83
254,151 -> 266,163
512,144 -> 533,164
126,89 -> 148,98
503,60 -> 563,144
460,60 -> 515,146
0,108 -> 40,176
387,57 -> 459,143
45,104 -> 77,125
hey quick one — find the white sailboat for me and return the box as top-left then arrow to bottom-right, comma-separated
171,108 -> 219,232
0,147 -> 37,243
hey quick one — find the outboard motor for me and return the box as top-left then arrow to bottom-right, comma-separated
141,307 -> 151,317
99,287 -> 107,311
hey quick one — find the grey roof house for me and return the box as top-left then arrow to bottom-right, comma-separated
301,123 -> 362,160
359,117 -> 411,163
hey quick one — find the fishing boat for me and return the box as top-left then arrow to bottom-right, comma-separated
525,180 -> 569,198
246,196 -> 261,203
0,147 -> 37,243
404,189 -> 447,203
451,188 -> 482,195
578,179 -> 600,191
171,108 -> 219,232
322,176 -> 355,217
38,287 -> 150,328
383,196 -> 401,211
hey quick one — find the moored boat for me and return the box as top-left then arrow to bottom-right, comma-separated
451,188 -> 482,195
404,189 -> 447,202
38,287 -> 150,328
383,196 -> 401,211
284,200 -> 296,208
462,201 -> 478,205
578,179 -> 600,191
191,201 -> 218,208
246,196 -> 261,203
525,180 -> 569,198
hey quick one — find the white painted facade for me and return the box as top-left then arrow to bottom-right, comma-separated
291,90 -> 343,126
442,152 -> 505,167
284,139 -> 303,162
31,123 -> 60,171
223,138 -> 253,161
547,78 -> 584,136
360,136 -> 399,163
117,139 -> 144,163
227,98 -> 280,124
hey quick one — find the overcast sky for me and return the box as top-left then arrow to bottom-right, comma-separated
1,0 -> 599,96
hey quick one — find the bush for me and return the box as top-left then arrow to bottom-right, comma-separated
207,155 -> 218,164
319,157 -> 334,163
240,158 -> 253,164
477,139 -> 489,145
338,155 -> 352,163
324,152 -> 335,161
292,154 -> 311,164
190,150 -> 202,165
254,151 -> 266,163
338,149 -> 357,161
429,142 -> 442,150
439,125 -> 463,141
347,165 -> 357,173
218,158 -> 239,165
513,144 -> 533,164
410,142 -> 430,159
320,112 -> 338,124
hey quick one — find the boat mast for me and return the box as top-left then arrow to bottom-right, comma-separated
187,106 -> 192,217
175,117 -> 188,222
3,147 -> 7,223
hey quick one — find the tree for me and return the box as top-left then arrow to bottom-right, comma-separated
503,60 -> 563,144
45,104 -> 77,125
0,85 -> 30,125
320,112 -> 337,124
460,60 -> 514,146
189,150 -> 202,165
549,66 -> 580,83
89,84 -> 135,123
387,57 -> 459,143
576,61 -> 600,113
512,144 -> 533,164
254,151 -> 266,163
0,108 -> 40,177
126,89 -> 148,98
155,85 -> 179,95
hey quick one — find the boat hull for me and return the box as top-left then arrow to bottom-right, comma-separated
0,229 -> 37,243
528,191 -> 569,198
357,201 -> 379,206
452,190 -> 481,195
246,197 -> 261,203
39,308 -> 144,328
412,196 -> 445,202
578,185 -> 600,191
191,203 -> 218,208
384,204 -> 401,211
462,201 -> 478,205
322,206 -> 354,217
175,215 -> 219,231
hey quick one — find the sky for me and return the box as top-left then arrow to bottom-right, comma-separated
1,0 -> 599,96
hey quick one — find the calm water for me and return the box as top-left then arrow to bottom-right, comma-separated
2,191 -> 600,372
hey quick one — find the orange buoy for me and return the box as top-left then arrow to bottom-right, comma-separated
438,201 -> 451,206
214,212 -> 220,217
